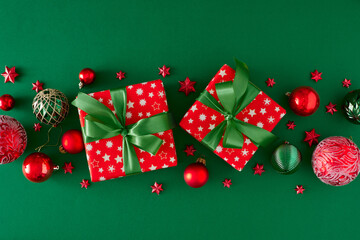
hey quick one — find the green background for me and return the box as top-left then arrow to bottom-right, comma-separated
0,0 -> 359,239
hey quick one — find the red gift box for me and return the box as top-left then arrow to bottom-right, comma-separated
76,80 -> 177,182
180,64 -> 286,171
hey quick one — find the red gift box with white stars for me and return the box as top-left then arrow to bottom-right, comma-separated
76,80 -> 177,182
179,65 -> 286,171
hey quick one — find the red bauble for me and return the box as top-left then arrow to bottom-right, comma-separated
61,129 -> 84,154
79,68 -> 95,89
0,94 -> 15,111
287,86 -> 320,116
22,152 -> 58,183
184,157 -> 209,188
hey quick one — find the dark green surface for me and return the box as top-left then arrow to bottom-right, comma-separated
1,1 -> 360,239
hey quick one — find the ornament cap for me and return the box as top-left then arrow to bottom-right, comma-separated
53,165 -> 59,171
79,82 -> 84,89
285,92 -> 291,97
196,157 -> 206,166
59,145 -> 67,154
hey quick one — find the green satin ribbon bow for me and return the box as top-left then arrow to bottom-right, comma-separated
72,88 -> 175,175
197,59 -> 277,150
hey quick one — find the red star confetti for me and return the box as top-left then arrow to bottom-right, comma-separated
116,71 -> 126,80
286,120 -> 296,130
184,145 -> 196,156
33,123 -> 42,131
151,182 -> 163,195
295,185 -> 305,194
325,102 -> 337,115
179,77 -> 196,96
222,179 -> 232,188
342,79 -> 351,88
304,129 -> 320,147
1,66 -> 18,83
80,179 -> 90,189
266,78 -> 275,87
311,70 -> 322,82
253,164 -> 265,176
158,65 -> 170,78
32,80 -> 44,93
62,162 -> 74,174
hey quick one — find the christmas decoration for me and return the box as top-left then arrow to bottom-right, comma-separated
287,86 -> 320,116
311,70 -> 322,82
32,89 -> 69,126
180,59 -> 286,171
295,185 -> 305,194
1,66 -> 18,83
72,80 -> 177,182
32,80 -> 44,93
184,145 -> 196,156
80,179 -> 90,189
178,77 -> 196,95
253,164 -> 265,176
265,78 -> 275,87
222,179 -> 232,188
116,71 -> 126,80
184,157 -> 209,188
304,129 -> 320,147
22,152 -> 59,183
312,136 -> 360,186
0,115 -> 27,164
158,65 -> 170,78
0,94 -> 15,111
61,129 -> 84,154
342,79 -> 351,88
79,68 -> 95,89
271,142 -> 301,174
286,120 -> 296,130
325,102 -> 337,115
342,89 -> 360,124
62,162 -> 74,174
151,182 -> 163,195
33,123 -> 42,131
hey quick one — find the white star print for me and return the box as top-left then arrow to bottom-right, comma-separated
138,112 -> 143,117
115,155 -> 122,163
169,143 -> 174,148
257,122 -> 264,128
209,124 -> 215,130
86,144 -> 93,151
198,126 -> 203,132
158,132 -> 164,136
244,138 -> 252,145
248,109 -> 256,117
108,165 -> 115,172
190,105 -> 198,112
149,165 -> 157,171
268,116 -> 275,123
106,141 -> 113,148
99,168 -> 104,173
128,85 -> 133,89
199,114 -> 206,121
103,154 -> 110,161
243,117 -> 249,123
96,150 -> 101,155
188,118 -> 193,124
98,98 -> 103,103
186,129 -> 191,134
151,83 -> 156,88
136,88 -> 143,95
162,164 -> 169,168
99,176 -> 106,181
216,146 -> 223,152
95,140 -> 99,143
224,157 -> 228,162
108,99 -> 113,105
127,101 -> 134,108
264,98 -> 271,105
146,112 -> 151,117
149,92 -> 154,98
211,115 -> 216,120
275,107 -> 280,112
139,99 -> 146,106
252,151 -> 256,155
158,91 -> 164,97
209,89 -> 214,94
170,157 -> 176,163
89,93 -> 94,97
118,146 -> 122,151
260,108 -> 267,115
234,156 -> 239,162
280,113 -> 285,118
126,112 -> 132,119
139,158 -> 145,163
242,149 -> 249,156
219,70 -> 227,77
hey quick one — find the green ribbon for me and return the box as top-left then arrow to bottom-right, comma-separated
197,58 -> 277,150
72,88 -> 175,175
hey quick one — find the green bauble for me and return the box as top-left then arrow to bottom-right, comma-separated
342,89 -> 360,124
271,142 -> 301,174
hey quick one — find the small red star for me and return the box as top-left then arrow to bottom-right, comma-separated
253,164 -> 265,176
80,179 -> 90,189
151,182 -> 163,195
286,120 -> 296,130
325,102 -> 337,115
184,145 -> 196,156
311,70 -> 322,82
158,65 -> 170,78
179,77 -> 196,96
1,66 -> 18,83
116,71 -> 126,80
222,179 -> 232,188
62,162 -> 74,174
32,80 -> 44,93
266,78 -> 275,87
304,129 -> 320,147
33,123 -> 42,131
295,185 -> 305,194
342,79 -> 351,88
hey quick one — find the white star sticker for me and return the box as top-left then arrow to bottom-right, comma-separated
260,108 -> 267,115
257,122 -> 264,128
139,99 -> 146,106
219,70 -> 227,77
106,141 -> 113,148
115,155 -> 122,163
248,109 -> 256,117
127,101 -> 134,108
102,154 -> 110,161
209,124 -> 215,130
199,114 -> 206,121
149,165 -> 157,171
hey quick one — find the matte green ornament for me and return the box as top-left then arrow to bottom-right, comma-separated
342,89 -> 360,124
271,142 -> 301,174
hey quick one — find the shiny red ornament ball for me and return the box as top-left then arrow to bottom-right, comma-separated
79,68 -> 95,88
184,159 -> 209,188
0,94 -> 15,111
287,86 -> 320,116
61,129 -> 84,154
312,136 -> 360,186
22,152 -> 58,183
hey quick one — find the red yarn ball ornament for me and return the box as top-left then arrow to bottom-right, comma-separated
0,94 -> 15,111
184,157 -> 209,188
61,129 -> 84,154
287,86 -> 320,116
22,152 -> 59,183
79,68 -> 95,89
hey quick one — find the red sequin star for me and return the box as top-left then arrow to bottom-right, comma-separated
80,179 -> 90,189
184,145 -> 196,156
223,179 -> 232,188
253,164 -> 265,176
151,182 -> 163,195
311,70 -> 322,82
116,71 -> 126,80
158,65 -> 170,78
295,185 -> 305,194
325,102 -> 337,115
32,80 -> 44,93
1,66 -> 18,83
304,129 -> 320,147
62,162 -> 74,174
342,79 -> 351,88
33,123 -> 42,131
266,78 -> 275,87
286,120 -> 296,130
179,77 -> 196,96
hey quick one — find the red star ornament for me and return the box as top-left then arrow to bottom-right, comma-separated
223,179 -> 232,188
342,79 -> 351,88
158,65 -> 170,78
151,182 -> 163,195
184,145 -> 196,156
304,129 -> 320,147
62,162 -> 74,174
179,77 -> 196,96
325,102 -> 337,115
1,66 -> 18,83
33,123 -> 42,131
253,164 -> 265,176
32,80 -> 44,93
266,78 -> 275,87
311,70 -> 322,82
286,120 -> 296,130
80,179 -> 90,189
116,71 -> 126,80
295,185 -> 305,194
